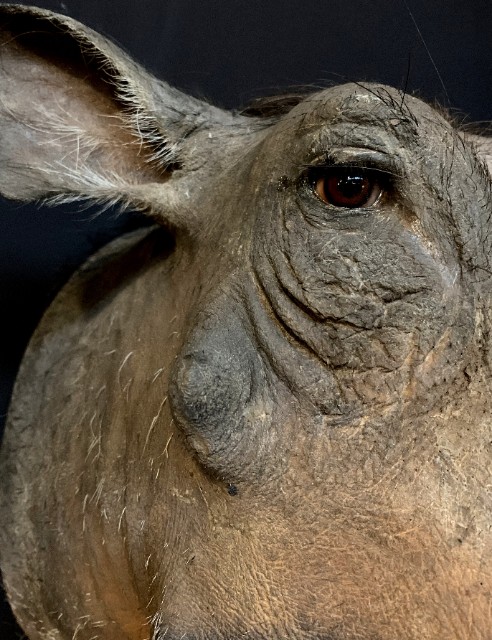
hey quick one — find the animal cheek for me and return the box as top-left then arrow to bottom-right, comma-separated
168,313 -> 262,476
171,347 -> 252,440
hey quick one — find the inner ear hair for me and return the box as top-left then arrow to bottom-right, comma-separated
0,7 -> 184,214
8,8 -> 181,166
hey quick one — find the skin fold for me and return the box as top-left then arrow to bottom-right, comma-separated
0,5 -> 491,639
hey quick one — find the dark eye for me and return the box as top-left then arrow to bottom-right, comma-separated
313,168 -> 383,208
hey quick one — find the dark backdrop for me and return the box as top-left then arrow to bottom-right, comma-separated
1,1 -> 491,637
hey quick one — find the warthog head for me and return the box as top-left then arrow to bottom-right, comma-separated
0,5 -> 491,639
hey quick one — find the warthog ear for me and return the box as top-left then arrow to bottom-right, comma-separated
0,5 -> 234,229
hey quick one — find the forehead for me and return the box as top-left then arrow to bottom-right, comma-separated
275,83 -> 453,144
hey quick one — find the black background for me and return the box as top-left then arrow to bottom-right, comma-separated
0,1 -> 491,637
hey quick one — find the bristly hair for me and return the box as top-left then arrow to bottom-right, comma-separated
240,92 -> 312,119
240,86 -> 492,138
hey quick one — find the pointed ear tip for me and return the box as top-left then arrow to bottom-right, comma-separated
0,4 -> 95,36
0,3 -> 61,14
0,4 -> 49,18
0,4 -> 74,37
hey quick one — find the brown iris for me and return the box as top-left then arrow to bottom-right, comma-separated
314,168 -> 382,208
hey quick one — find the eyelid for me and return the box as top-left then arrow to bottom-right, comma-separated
304,147 -> 400,176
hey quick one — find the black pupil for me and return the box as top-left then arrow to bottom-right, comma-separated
311,165 -> 380,208
334,173 -> 366,198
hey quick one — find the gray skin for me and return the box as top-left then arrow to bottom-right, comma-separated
0,5 -> 492,640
